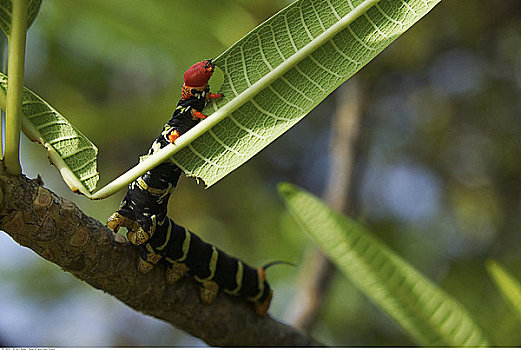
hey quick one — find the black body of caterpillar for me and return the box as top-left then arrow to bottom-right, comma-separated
141,217 -> 273,316
107,60 -> 273,316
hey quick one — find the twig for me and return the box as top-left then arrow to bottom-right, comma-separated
285,78 -> 363,331
4,0 -> 28,174
0,165 -> 319,346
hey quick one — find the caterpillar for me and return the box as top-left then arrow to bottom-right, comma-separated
107,60 -> 222,246
139,217 -> 273,317
107,60 -> 274,316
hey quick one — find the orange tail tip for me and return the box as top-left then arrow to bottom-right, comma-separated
257,266 -> 266,282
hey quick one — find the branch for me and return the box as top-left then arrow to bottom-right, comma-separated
0,164 -> 318,346
4,0 -> 28,174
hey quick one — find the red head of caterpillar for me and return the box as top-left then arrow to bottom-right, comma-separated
183,59 -> 215,88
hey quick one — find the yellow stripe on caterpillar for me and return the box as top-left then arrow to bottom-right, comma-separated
156,220 -> 172,251
246,267 -> 265,302
207,246 -> 219,280
136,177 -> 171,196
194,246 -> 218,282
177,228 -> 191,262
225,261 -> 244,295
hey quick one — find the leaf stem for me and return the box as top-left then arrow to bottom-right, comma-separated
4,0 -> 29,175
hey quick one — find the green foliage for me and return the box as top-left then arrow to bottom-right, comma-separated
0,73 -> 99,194
486,260 -> 521,323
0,0 -> 41,35
278,182 -> 490,347
96,0 -> 440,197
172,0 -> 442,186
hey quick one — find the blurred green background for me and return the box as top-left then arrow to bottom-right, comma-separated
1,0 -> 520,346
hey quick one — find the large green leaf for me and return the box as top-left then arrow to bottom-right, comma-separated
92,0 -> 441,199
172,0 -> 440,186
278,183 -> 489,346
0,73 -> 99,195
0,0 -> 42,35
486,260 -> 521,323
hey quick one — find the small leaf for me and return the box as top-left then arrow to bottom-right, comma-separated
486,260 -> 521,323
0,0 -> 42,36
278,183 -> 489,347
0,73 -> 99,195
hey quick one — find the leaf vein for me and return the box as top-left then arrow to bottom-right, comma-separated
256,33 -> 274,71
62,146 -> 96,161
251,96 -> 294,120
376,3 -> 406,25
229,115 -> 267,140
280,76 -> 314,103
268,24 -> 287,61
310,0 -> 326,32
309,54 -> 342,78
294,65 -> 326,93
401,0 -> 417,15
364,13 -> 389,39
27,110 -> 56,119
48,135 -> 79,144
299,6 -> 314,41
268,85 -> 305,112
224,56 -> 240,97
330,38 -> 361,65
284,13 -> 299,53
208,129 -> 245,157
188,144 -> 227,169
347,24 -> 377,51
325,0 -> 341,20
79,171 -> 99,182
70,157 -> 97,173
36,120 -> 70,130
239,46 -> 252,87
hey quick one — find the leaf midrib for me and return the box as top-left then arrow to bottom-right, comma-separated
91,0 -> 381,199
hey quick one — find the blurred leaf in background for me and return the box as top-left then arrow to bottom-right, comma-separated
279,183 -> 489,346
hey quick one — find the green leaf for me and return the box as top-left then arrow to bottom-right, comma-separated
91,0 -> 441,199
278,183 -> 489,347
486,260 -> 521,323
0,73 -> 99,195
169,0 -> 441,186
0,0 -> 42,36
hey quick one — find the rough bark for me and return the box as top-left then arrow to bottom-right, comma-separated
0,164 -> 318,346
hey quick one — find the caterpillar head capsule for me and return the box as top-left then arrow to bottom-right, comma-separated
183,59 -> 215,89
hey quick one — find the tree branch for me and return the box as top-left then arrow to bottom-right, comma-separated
285,79 -> 364,331
0,164 -> 318,346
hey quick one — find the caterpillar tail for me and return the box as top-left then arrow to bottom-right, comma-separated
134,217 -> 275,317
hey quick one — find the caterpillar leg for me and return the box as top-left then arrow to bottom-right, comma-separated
207,93 -> 224,100
137,245 -> 163,274
107,211 -> 137,234
107,207 -> 157,245
199,280 -> 220,304
165,261 -> 189,284
191,109 -> 208,119
168,130 -> 180,143
127,225 -> 154,246
254,290 -> 273,317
